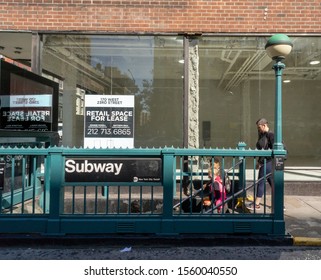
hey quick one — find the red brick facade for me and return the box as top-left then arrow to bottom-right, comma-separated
0,0 -> 320,33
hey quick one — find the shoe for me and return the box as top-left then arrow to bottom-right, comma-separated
183,188 -> 190,196
247,202 -> 260,211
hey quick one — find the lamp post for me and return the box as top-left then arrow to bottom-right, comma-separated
265,34 -> 292,234
265,34 -> 293,151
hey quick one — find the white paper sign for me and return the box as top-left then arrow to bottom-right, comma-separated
84,95 -> 134,148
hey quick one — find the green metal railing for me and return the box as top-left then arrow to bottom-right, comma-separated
0,143 -> 287,236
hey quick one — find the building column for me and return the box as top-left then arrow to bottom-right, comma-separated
182,37 -> 200,192
188,38 -> 199,149
62,65 -> 77,147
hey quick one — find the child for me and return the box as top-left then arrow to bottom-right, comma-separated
204,158 -> 226,213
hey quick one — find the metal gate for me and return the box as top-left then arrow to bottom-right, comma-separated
0,143 -> 287,236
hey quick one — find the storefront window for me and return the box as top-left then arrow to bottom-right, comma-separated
42,35 -> 184,148
0,32 -> 320,168
199,36 -> 321,166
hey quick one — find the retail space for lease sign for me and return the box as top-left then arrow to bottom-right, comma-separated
0,60 -> 59,131
84,95 -> 134,148
0,94 -> 53,131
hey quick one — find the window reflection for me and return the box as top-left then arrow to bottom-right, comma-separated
1,32 -> 320,165
42,35 -> 184,148
199,36 -> 321,166
40,34 -> 321,165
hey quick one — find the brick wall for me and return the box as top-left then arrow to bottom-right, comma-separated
0,0 -> 320,33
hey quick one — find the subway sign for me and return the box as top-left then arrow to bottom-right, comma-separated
64,157 -> 162,183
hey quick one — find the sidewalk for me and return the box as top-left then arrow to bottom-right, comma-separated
284,195 -> 321,245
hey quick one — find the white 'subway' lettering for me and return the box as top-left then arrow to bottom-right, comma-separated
65,160 -> 123,175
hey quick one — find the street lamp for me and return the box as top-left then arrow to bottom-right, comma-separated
265,34 -> 293,151
265,34 -> 292,231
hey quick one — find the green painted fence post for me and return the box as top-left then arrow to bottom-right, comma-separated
237,142 -> 247,201
46,147 -> 64,235
161,148 -> 176,234
272,150 -> 286,235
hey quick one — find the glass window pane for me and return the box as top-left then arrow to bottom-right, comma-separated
199,36 -> 321,166
42,35 -> 184,148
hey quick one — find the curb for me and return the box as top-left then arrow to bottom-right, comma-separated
0,233 -> 293,247
293,237 -> 321,246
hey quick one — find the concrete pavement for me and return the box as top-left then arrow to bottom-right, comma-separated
284,195 -> 321,245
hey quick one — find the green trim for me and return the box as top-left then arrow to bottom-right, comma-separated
265,34 -> 293,49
